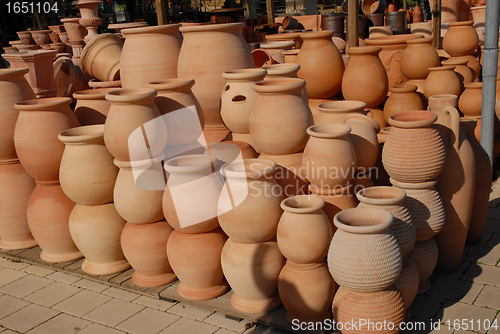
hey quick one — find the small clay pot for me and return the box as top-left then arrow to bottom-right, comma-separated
442,21 -> 479,57
383,84 -> 424,123
400,37 -> 440,80
424,66 -> 462,99
31,30 -> 52,46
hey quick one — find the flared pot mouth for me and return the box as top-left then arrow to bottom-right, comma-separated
253,78 -> 305,94
222,69 -> 267,81
406,36 -> 433,45
390,84 -> 418,93
346,45 -> 382,55
464,82 -> 482,89
262,63 -> 300,77
388,110 -> 438,128
164,154 -> 217,174
442,58 -> 469,66
390,177 -> 438,189
260,41 -> 295,49
356,186 -> 406,205
300,30 -> 334,39
105,88 -> 157,103
73,88 -> 114,100
0,67 -> 29,79
448,21 -> 474,27
122,24 -> 180,35
280,195 -> 325,213
266,32 -> 301,41
317,100 -> 367,114
148,78 -> 195,91
334,207 -> 393,234
179,22 -> 244,33
307,123 -> 351,138
14,97 -> 72,111
58,124 -> 104,144
114,154 -> 165,169
221,158 -> 276,179
428,94 -> 458,106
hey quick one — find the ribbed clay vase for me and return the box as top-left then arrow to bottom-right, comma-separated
80,34 -> 123,83
177,23 -> 254,130
302,123 -> 357,189
383,85 -> 424,123
424,66 -> 462,99
459,82 -> 482,141
327,207 -> 402,293
316,100 -> 368,125
296,30 -> 344,99
121,220 -> 176,287
344,114 -> 380,174
221,238 -> 285,313
400,37 -> 440,80
394,257 -> 419,312
442,21 -> 479,57
342,46 -> 388,108
277,195 -> 332,264
104,88 -> 167,161
308,183 -> 357,226
249,78 -> 313,155
382,111 -> 446,183
121,25 -> 182,88
168,228 -> 228,300
73,88 -> 113,126
408,238 -> 438,293
218,159 -> 283,243
14,97 -> 80,183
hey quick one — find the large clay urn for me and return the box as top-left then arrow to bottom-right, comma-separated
316,100 -> 368,125
424,66 -> 462,99
14,97 -> 80,183
249,78 -> 313,155
442,21 -> 479,57
121,25 -> 182,88
73,88 -> 113,126
167,228 -> 228,300
400,37 -> 440,80
459,82 -> 483,141
0,68 -> 36,161
80,34 -> 123,83
342,46 -> 388,108
344,114 -> 380,174
383,84 -> 424,123
296,30 -> 344,99
177,23 -> 254,130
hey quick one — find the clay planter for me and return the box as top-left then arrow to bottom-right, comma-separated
328,207 -> 402,293
424,66 -> 462,99
80,34 -> 123,83
277,195 -> 332,264
400,37 -> 440,80
249,78 -> 313,155
383,85 -> 424,123
443,21 -> 479,57
61,17 -> 86,41
296,30 -> 344,99
0,68 -> 36,161
121,220 -> 176,287
14,97 -> 80,183
17,31 -> 35,45
30,30 -> 51,46
309,183 -> 357,225
344,114 -> 380,174
167,228 -> 228,300
218,159 -> 283,243
27,183 -> 82,263
303,123 -> 357,189
357,186 -> 415,258
442,58 -> 474,89
408,238 -> 438,293
362,0 -> 387,14
262,63 -> 308,101
316,100 -> 368,124
77,0 -> 103,42
221,238 -> 285,313
104,88 -> 167,161
251,49 -> 275,68
58,32 -> 69,43
73,88 -> 114,126
369,25 -> 393,38
0,160 -> 36,250
278,261 -> 335,323
178,23 -> 254,130
342,46 -> 388,108
220,69 -> 267,134
59,125 -> 118,206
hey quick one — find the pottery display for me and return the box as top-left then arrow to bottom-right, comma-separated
308,183 -> 357,225
61,17 -> 86,41
408,238 -> 438,294
442,21 -> 479,57
344,114 -> 380,174
383,85 -> 424,123
400,37 -> 440,80
424,66 -> 462,99
80,34 -> 123,83
316,100 -> 368,125
73,88 -> 114,126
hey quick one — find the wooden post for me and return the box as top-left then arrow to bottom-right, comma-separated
156,0 -> 168,25
403,0 -> 407,32
347,0 -> 359,48
432,0 -> 441,48
267,0 -> 275,23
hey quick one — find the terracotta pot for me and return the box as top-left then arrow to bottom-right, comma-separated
251,49 -> 275,68
442,58 -> 474,90
410,22 -> 432,37
369,25 -> 393,38
452,55 -> 481,81
58,32 -> 69,43
61,18 -> 86,41
283,49 -> 300,63
73,88 -> 114,126
408,238 -> 438,294
0,160 -> 36,250
59,125 -> 117,206
459,82 -> 482,118
383,85 -> 424,123
362,0 -> 387,14
424,66 -> 462,99
89,79 -> 122,89
308,183 -> 357,226
17,31 -> 35,45
168,228 -> 228,300
14,97 -> 80,183
394,257 -> 419,311
262,63 -> 309,101
221,238 -> 285,313
204,141 -> 257,163
315,101 -> 367,125
265,33 -> 303,49
80,34 -> 123,83
344,114 -> 380,174
104,88 -> 167,161
400,37 -> 440,80
328,207 -> 402,293
442,21 -> 479,57
31,30 -> 51,46
342,46 -> 388,108
121,220 -> 176,287
277,195 -> 332,263
249,78 -> 313,155
259,42 -> 295,64
382,111 -> 446,183
296,30 -> 344,99
77,0 -> 102,42
27,183 -> 82,263
114,155 -> 165,224
278,261 -> 335,323
385,11 -> 407,34
413,5 -> 423,22
178,23 -> 254,130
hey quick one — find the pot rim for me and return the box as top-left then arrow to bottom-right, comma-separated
428,65 -> 455,72
448,21 -> 474,27
266,32 -> 301,41
148,78 -> 195,91
428,94 -> 458,104
260,41 -> 295,49
442,58 -> 469,65
105,88 -> 157,103
280,195 -> 325,213
14,97 -> 72,111
388,110 -> 437,128
88,79 -> 122,89
222,68 -> 267,81
164,154 -> 217,174
390,84 -> 418,93
390,177 -> 438,189
356,186 -> 406,205
464,82 -> 482,89
114,153 -> 165,169
344,113 -> 380,132
73,88 -> 115,100
60,17 -> 82,23
179,22 -> 244,33
253,78 -> 305,94
346,45 -> 382,55
364,33 -> 423,45
221,158 -> 276,179
282,49 -> 300,55
300,30 -> 334,40
0,67 -> 29,79
58,124 -> 104,144
406,36 -> 433,44
262,63 -> 300,77
306,123 -> 351,138
317,100 -> 367,113
334,207 -> 393,234
121,23 -> 180,35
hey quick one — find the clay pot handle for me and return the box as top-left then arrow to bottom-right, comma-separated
443,105 -> 460,152
365,110 -> 375,118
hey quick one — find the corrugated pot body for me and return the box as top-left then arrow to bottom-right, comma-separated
278,261 -> 335,323
424,66 -> 462,99
400,37 -> 440,80
177,23 -> 254,130
394,256 -> 419,311
221,238 -> 285,313
121,220 -> 176,287
383,84 -> 424,123
218,159 -> 283,243
316,100 -> 368,125
0,160 -> 36,250
344,114 -> 380,174
14,97 -> 80,183
27,183 -> 82,263
120,25 -> 182,89
408,238 -> 438,294
73,88 -> 113,126
442,21 -> 479,57
327,208 -> 402,293
59,125 -> 118,206
69,203 -> 130,275
0,68 -> 36,161
167,228 -> 228,300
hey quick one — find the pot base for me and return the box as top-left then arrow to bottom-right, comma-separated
285,311 -> 331,324
40,250 -> 83,263
81,259 -> 131,276
132,271 -> 177,288
417,280 -> 431,295
231,293 -> 282,314
177,282 -> 228,301
0,237 -> 38,250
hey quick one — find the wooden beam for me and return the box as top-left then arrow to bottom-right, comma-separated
347,0 -> 359,48
432,0 -> 441,48
267,0 -> 275,23
156,0 -> 168,25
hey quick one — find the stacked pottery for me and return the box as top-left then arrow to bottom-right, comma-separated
329,208 -> 405,334
59,125 -> 130,275
14,97 -> 82,263
424,66 -> 462,100
276,195 -> 334,323
219,159 -> 286,312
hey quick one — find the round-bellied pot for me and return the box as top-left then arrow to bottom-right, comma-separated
400,37 -> 440,80
73,88 -> 114,126
262,63 -> 308,101
408,238 -> 438,294
344,113 -> 380,174
424,66 -> 462,99
442,21 -> 479,57
459,82 -> 482,118
316,100 -> 368,124
80,33 -> 123,83
383,84 -> 424,123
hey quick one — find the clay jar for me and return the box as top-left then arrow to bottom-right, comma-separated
316,100 -> 368,124
121,25 -> 182,88
73,88 -> 114,126
80,33 -> 123,83
249,78 -> 313,155
14,97 -> 80,183
220,69 -> 267,134
342,46 -> 388,108
327,207 -> 402,293
459,82 -> 482,115
344,114 -> 380,174
277,195 -> 332,264
296,30 -> 344,99
218,159 -> 283,243
104,88 -> 167,161
308,182 -> 357,225
121,220 -> 176,287
59,125 -> 118,206
0,68 -> 36,161
221,238 -> 285,313
302,123 -> 357,189
442,58 -> 474,87
443,21 -> 479,57
167,228 -> 228,300
400,37 -> 440,80
424,66 -> 462,99
383,84 -> 424,123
